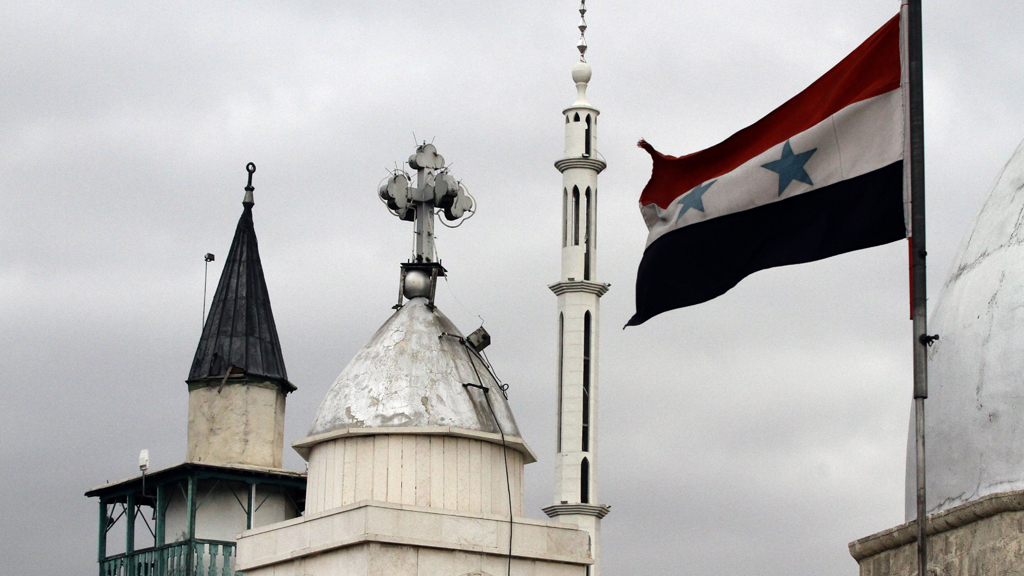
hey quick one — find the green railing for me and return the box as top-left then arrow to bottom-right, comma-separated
100,540 -> 236,576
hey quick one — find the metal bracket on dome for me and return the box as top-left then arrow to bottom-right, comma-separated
396,261 -> 446,309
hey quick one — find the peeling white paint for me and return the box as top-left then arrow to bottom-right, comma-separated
187,382 -> 286,468
309,298 -> 521,438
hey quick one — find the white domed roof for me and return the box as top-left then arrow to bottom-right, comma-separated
309,298 -> 522,438
905,136 -> 1024,519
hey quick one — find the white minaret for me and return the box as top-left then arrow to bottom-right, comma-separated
543,3 -> 610,575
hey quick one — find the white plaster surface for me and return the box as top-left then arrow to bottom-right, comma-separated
905,136 -> 1024,518
187,382 -> 286,468
235,501 -> 591,576
309,298 -> 521,438
163,481 -> 297,542
553,72 -> 606,576
303,434 -> 525,516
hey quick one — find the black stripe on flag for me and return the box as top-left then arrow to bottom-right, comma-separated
628,161 -> 906,326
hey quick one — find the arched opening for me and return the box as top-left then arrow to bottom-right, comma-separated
573,112 -> 580,122
582,311 -> 591,452
565,115 -> 569,124
584,187 -> 592,280
562,188 -> 569,247
572,186 -> 580,246
557,313 -> 564,453
584,115 -> 591,157
581,457 -> 590,504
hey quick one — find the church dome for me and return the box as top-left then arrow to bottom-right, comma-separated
905,136 -> 1024,519
308,297 -> 522,438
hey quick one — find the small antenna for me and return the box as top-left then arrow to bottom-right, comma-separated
202,253 -> 215,326
139,449 -> 149,494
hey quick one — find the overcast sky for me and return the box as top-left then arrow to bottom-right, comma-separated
3,1 -> 1023,574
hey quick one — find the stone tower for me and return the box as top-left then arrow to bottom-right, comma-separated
543,3 -> 611,576
186,163 -> 295,469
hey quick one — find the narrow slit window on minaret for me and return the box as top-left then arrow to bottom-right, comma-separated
573,112 -> 580,122
558,313 -> 564,453
581,457 -> 590,503
572,186 -> 580,246
584,187 -> 592,280
563,188 -> 569,247
584,115 -> 591,157
582,311 -> 591,452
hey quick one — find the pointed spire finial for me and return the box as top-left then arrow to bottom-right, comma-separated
189,161 -> 291,390
577,0 -> 588,61
243,162 -> 256,205
570,0 -> 592,106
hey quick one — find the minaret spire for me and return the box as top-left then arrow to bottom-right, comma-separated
577,1 -> 588,62
543,4 -> 610,575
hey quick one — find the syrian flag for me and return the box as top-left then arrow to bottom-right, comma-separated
628,14 -> 907,327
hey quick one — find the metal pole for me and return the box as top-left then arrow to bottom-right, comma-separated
203,260 -> 209,327
155,485 -> 166,547
126,493 -> 136,556
915,397 -> 927,574
186,476 -> 197,541
904,0 -> 928,574
187,476 -> 197,576
98,500 -> 108,567
247,483 -> 256,530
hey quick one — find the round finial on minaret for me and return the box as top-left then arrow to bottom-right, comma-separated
243,162 -> 256,205
572,61 -> 592,84
571,60 -> 592,106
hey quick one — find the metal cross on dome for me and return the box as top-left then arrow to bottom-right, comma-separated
378,143 -> 474,263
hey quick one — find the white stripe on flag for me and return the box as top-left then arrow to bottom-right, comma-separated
642,88 -> 904,248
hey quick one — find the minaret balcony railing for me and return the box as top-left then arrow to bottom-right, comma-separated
549,279 -> 610,297
99,539 -> 236,576
542,503 -> 611,519
554,157 -> 606,174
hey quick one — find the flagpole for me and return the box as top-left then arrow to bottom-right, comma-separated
903,0 -> 929,575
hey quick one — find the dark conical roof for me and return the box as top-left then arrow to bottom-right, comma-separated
188,198 -> 293,390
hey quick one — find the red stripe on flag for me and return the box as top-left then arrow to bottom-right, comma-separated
640,13 -> 901,210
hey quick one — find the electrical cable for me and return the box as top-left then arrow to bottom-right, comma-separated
440,276 -> 486,330
455,337 -> 514,576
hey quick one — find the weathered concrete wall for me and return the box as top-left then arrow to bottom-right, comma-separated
164,480 -> 298,542
304,434 -> 525,516
187,382 -> 285,468
851,490 -> 1024,576
236,500 -> 590,576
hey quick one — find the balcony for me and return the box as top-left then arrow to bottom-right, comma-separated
99,540 -> 235,576
86,462 -> 306,576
